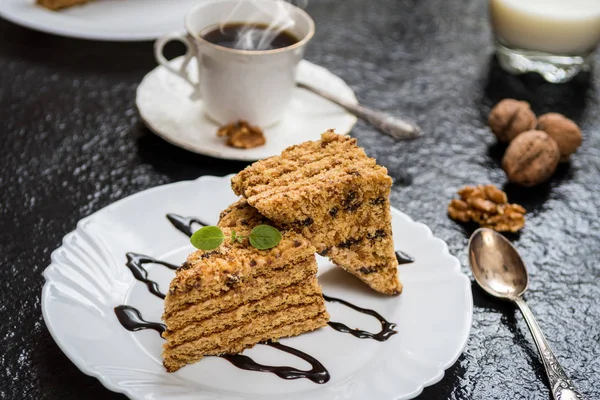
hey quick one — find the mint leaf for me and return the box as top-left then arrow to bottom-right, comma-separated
249,225 -> 282,250
190,226 -> 224,250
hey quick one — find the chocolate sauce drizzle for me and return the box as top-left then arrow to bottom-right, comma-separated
323,295 -> 397,341
222,341 -> 330,384
395,250 -> 415,265
125,252 -> 178,299
166,213 -> 208,237
114,305 -> 166,334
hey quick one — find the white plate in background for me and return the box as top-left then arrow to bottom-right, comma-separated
0,0 -> 198,41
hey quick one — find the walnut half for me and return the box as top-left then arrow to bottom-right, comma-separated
217,120 -> 266,149
448,184 -> 525,232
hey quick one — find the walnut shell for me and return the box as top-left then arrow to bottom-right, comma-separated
537,113 -> 582,162
488,99 -> 537,143
502,130 -> 560,187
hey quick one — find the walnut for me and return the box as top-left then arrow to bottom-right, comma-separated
448,199 -> 470,222
217,120 -> 266,149
484,184 -> 507,204
537,113 -> 582,162
481,204 -> 526,232
448,184 -> 525,232
502,130 -> 560,187
488,99 -> 537,143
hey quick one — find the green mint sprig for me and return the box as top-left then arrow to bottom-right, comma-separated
190,225 -> 282,251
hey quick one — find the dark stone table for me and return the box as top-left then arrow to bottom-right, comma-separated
1,0 -> 599,399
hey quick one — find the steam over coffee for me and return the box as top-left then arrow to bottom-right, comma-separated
201,23 -> 299,51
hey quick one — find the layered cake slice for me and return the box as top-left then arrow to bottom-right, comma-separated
162,204 -> 329,372
231,131 -> 402,295
37,0 -> 90,10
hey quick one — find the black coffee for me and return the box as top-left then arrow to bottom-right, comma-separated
201,23 -> 299,51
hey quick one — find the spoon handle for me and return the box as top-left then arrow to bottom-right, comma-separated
514,297 -> 583,400
296,82 -> 423,141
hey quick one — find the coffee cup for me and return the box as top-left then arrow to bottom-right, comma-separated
154,0 -> 315,127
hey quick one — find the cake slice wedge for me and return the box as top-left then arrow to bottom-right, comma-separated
231,130 -> 402,295
162,209 -> 329,372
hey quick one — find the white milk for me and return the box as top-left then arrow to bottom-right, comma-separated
490,0 -> 600,55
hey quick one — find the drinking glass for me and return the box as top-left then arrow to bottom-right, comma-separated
489,0 -> 600,83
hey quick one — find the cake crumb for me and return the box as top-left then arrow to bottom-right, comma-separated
217,120 -> 266,149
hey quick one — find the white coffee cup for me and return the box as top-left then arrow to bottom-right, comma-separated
154,0 -> 315,127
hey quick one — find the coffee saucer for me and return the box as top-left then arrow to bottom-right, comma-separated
136,57 -> 357,161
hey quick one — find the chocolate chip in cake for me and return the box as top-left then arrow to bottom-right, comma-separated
291,217 -> 314,227
370,197 -> 385,205
178,262 -> 192,271
343,191 -> 357,204
329,207 -> 339,218
302,217 -> 314,226
200,251 -> 216,259
367,229 -> 387,240
338,237 -> 362,248
359,266 -> 377,275
225,274 -> 241,287
342,191 -> 362,212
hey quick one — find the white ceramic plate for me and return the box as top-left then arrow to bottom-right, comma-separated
0,0 -> 197,41
42,175 -> 472,400
136,57 -> 358,161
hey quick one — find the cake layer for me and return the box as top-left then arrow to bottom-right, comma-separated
232,131 -> 375,196
164,255 -> 316,319
164,309 -> 329,372
236,155 -> 379,202
165,294 -> 323,348
164,278 -> 323,346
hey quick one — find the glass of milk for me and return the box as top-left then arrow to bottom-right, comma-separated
489,0 -> 600,83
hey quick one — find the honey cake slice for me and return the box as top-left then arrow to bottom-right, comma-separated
162,221 -> 329,372
231,131 -> 402,295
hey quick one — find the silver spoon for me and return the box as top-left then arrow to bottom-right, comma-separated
296,82 -> 423,141
468,228 -> 583,400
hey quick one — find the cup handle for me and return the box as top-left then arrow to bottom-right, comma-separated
154,32 -> 199,87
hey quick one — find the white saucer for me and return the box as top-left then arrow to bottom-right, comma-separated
0,0 -> 198,41
136,57 -> 358,161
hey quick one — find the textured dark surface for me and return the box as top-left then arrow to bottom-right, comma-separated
1,0 -> 599,399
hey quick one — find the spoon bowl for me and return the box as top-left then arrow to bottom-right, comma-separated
468,228 -> 528,299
